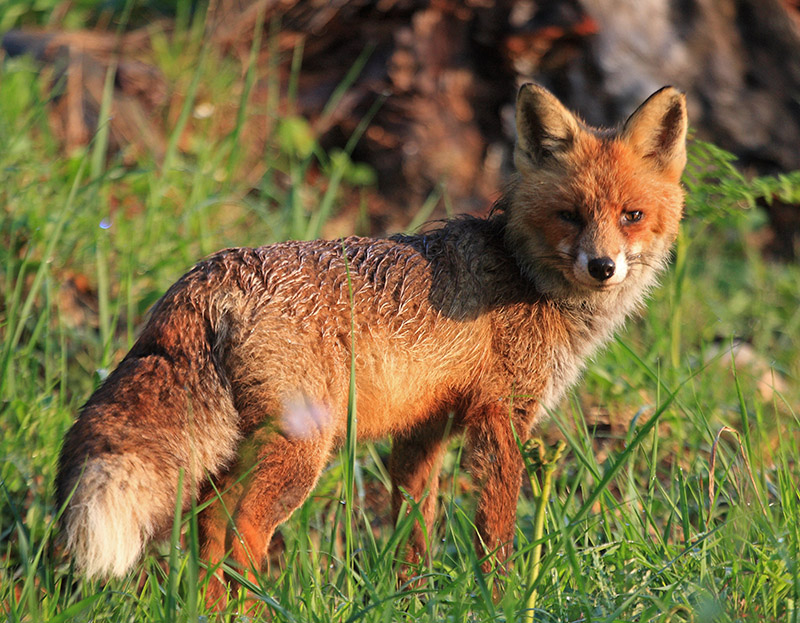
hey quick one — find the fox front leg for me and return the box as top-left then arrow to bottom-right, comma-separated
466,408 -> 527,576
389,415 -> 457,580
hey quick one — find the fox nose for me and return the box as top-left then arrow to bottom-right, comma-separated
587,257 -> 616,281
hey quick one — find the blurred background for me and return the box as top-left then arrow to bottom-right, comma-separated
3,0 -> 800,249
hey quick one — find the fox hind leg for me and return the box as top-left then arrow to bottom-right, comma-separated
197,425 -> 334,607
198,468 -> 246,609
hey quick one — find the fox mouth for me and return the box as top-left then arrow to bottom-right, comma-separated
570,274 -> 624,290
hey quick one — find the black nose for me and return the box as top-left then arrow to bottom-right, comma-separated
588,257 -> 616,281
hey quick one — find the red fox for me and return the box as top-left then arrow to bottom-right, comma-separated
56,83 -> 687,602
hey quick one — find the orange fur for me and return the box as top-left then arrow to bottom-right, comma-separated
56,84 -> 688,606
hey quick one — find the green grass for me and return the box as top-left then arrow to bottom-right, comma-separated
2,8 -> 800,623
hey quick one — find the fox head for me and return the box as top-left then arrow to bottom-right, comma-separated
506,83 -> 688,305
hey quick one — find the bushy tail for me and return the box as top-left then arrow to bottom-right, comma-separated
58,453 -> 183,578
56,260 -> 243,578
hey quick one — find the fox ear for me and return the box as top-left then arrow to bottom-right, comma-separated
622,87 -> 688,182
515,83 -> 580,168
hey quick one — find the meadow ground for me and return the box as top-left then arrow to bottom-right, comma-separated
2,6 -> 800,622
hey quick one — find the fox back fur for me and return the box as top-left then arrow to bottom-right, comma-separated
56,83 -> 688,597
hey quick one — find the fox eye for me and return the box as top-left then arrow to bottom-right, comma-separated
623,210 -> 644,223
558,210 -> 581,224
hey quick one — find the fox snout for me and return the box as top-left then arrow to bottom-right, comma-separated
587,256 -> 616,281
574,248 -> 629,288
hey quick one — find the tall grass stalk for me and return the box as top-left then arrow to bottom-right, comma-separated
91,58 -> 116,366
524,439 -> 566,621
341,239 -> 359,608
